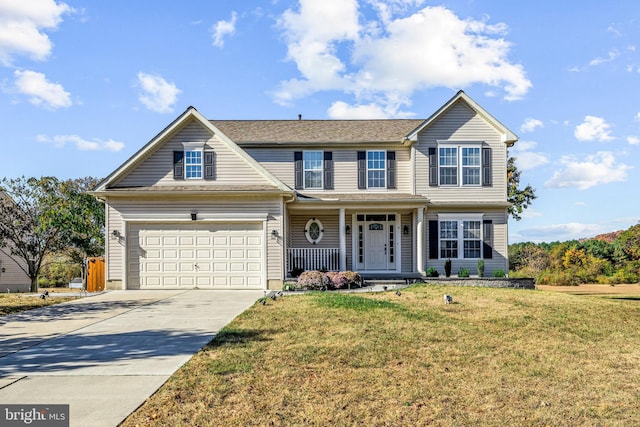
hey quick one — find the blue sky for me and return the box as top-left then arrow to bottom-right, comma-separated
1,0 -> 639,243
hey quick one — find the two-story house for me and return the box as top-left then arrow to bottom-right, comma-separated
93,91 -> 517,290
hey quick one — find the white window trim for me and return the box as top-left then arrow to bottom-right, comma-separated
436,141 -> 483,187
182,142 -> 204,180
303,150 -> 323,190
436,213 -> 484,260
366,149 -> 386,189
305,218 -> 324,244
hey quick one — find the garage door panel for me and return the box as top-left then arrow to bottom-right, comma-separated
129,222 -> 264,290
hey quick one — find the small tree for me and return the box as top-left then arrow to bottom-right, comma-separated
507,156 -> 536,221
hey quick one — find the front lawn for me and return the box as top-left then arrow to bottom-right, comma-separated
0,292 -> 78,316
123,285 -> 640,426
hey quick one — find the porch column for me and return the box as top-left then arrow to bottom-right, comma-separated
339,208 -> 346,271
416,208 -> 425,274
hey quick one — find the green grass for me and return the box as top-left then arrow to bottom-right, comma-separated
0,293 -> 78,316
123,285 -> 640,426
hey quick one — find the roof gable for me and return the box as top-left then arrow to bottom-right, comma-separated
94,107 -> 291,192
405,91 -> 518,145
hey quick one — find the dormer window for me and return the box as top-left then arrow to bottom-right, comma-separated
173,142 -> 215,180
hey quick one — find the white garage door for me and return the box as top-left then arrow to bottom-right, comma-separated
128,223 -> 264,289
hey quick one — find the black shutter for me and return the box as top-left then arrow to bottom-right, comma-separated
323,151 -> 333,189
483,220 -> 493,259
386,151 -> 396,189
294,151 -> 303,189
482,147 -> 492,187
204,151 -> 215,180
173,151 -> 184,180
357,151 -> 366,189
428,220 -> 439,259
428,147 -> 438,187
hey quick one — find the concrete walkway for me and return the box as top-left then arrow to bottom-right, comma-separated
0,289 -> 263,426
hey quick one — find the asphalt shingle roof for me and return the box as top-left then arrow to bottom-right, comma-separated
210,119 -> 425,144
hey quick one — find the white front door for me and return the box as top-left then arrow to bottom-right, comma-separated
365,222 -> 387,270
356,213 -> 398,272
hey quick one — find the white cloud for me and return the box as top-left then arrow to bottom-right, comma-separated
574,115 -> 614,141
510,140 -> 548,171
520,117 -> 543,133
13,69 -> 71,109
328,101 -> 390,118
136,72 -> 181,113
513,151 -> 549,171
627,136 -> 640,145
589,49 -> 619,66
37,134 -> 124,151
211,11 -> 238,48
516,222 -> 606,243
544,151 -> 631,190
274,2 -> 531,113
0,0 -> 72,65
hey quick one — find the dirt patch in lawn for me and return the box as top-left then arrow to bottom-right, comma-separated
537,283 -> 640,296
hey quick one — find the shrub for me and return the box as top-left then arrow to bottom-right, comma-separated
297,271 -> 326,290
296,270 -> 363,290
289,267 -> 304,278
477,259 -> 485,277
493,269 -> 506,278
425,267 -> 439,277
340,271 -> 363,288
444,259 -> 452,277
458,268 -> 470,278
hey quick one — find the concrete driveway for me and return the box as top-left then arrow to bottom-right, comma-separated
0,289 -> 263,427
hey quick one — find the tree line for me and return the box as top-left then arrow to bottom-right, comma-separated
509,224 -> 640,285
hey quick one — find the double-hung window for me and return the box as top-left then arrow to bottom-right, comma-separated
367,150 -> 386,188
438,216 -> 483,259
461,147 -> 481,185
303,151 -> 323,189
185,149 -> 203,179
431,143 -> 489,187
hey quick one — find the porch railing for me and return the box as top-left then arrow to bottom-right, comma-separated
287,248 -> 340,274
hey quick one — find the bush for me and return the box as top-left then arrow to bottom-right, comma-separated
425,267 -> 439,277
477,260 -> 485,277
493,269 -> 506,278
444,259 -> 452,277
296,270 -> 363,290
458,268 -> 470,278
297,271 -> 326,290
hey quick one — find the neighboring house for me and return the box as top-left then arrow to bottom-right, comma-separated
92,91 -> 518,290
0,249 -> 30,292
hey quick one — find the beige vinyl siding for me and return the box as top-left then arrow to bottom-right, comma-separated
0,249 -> 30,291
245,146 -> 412,193
289,213 -> 340,249
105,195 -> 284,282
114,121 -> 271,188
424,208 -> 508,276
415,101 -> 508,203
401,213 -> 413,273
106,204 -> 125,282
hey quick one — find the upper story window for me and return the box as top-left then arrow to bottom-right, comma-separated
295,151 -> 333,190
173,142 -> 215,180
185,149 -> 203,179
367,150 -> 386,188
303,151 -> 323,189
430,143 -> 491,188
357,150 -> 396,190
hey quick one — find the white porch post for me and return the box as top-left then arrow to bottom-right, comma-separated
416,208 -> 425,275
339,208 -> 346,271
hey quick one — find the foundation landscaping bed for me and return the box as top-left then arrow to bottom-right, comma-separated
123,283 -> 640,426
